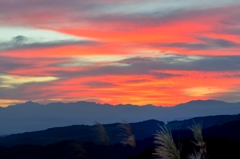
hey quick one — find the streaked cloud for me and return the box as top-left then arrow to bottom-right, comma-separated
0,27 -> 98,51
82,81 -> 116,88
157,37 -> 239,50
117,55 -> 240,71
208,89 -> 240,103
183,87 -> 228,97
0,73 -> 58,88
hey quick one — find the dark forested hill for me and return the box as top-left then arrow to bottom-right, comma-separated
1,113 -> 240,147
0,119 -> 164,147
168,113 -> 240,130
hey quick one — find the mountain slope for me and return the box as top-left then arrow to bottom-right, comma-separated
168,113 -> 240,130
1,113 -> 240,147
0,120 -> 164,147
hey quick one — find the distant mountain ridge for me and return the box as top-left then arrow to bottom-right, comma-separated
0,100 -> 240,135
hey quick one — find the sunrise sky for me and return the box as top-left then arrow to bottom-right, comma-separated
0,0 -> 240,107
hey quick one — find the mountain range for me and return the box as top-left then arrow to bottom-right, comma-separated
1,100 -> 240,135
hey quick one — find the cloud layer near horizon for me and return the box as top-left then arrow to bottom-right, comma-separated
1,0 -> 240,106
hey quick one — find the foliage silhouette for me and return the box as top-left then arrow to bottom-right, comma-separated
118,121 -> 136,156
153,125 -> 181,159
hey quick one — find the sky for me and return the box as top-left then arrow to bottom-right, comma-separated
0,0 -> 240,107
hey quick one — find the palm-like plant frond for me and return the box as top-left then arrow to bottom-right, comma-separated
94,122 -> 109,147
188,122 -> 205,147
189,122 -> 208,159
188,151 -> 201,159
153,125 -> 181,159
118,121 -> 136,149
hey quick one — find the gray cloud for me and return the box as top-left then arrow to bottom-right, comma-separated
0,0 -> 123,26
220,28 -> 240,35
126,79 -> 149,84
120,57 -> 153,64
12,35 -> 27,46
75,2 -> 240,31
23,55 -> 240,79
0,82 -> 57,100
198,37 -> 238,48
82,81 -> 116,88
116,55 -> 240,71
0,56 -> 32,71
1,0 -> 240,30
154,37 -> 239,50
0,35 -> 100,51
0,56 -> 71,74
74,65 -> 179,79
2,54 -> 240,79
208,90 -> 240,103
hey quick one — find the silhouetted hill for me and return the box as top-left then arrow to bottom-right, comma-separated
168,113 -> 240,130
204,120 -> 240,140
1,119 -> 240,159
1,113 -> 240,147
0,120 -> 164,147
169,119 -> 240,141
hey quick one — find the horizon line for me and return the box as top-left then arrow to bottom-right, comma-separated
1,98 -> 238,108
